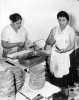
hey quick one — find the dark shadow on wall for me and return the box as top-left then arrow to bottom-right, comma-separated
69,14 -> 76,28
69,14 -> 79,35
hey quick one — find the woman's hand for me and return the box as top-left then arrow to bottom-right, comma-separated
55,45 -> 64,53
17,42 -> 24,48
16,42 -> 25,51
55,49 -> 64,53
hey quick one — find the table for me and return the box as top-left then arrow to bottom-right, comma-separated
6,49 -> 59,100
18,50 -> 50,67
7,49 -> 50,69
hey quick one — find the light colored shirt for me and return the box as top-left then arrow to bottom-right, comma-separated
1,25 -> 30,57
54,25 -> 75,50
1,25 -> 28,43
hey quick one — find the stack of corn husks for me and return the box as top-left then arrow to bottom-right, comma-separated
0,67 -> 16,100
6,66 -> 25,93
0,60 -> 25,100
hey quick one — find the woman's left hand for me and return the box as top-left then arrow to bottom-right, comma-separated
17,42 -> 25,51
55,48 -> 64,53
55,45 -> 65,53
17,42 -> 24,48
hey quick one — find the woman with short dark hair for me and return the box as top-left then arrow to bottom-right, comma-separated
1,13 -> 31,57
57,11 -> 69,21
45,10 -> 76,87
9,13 -> 22,23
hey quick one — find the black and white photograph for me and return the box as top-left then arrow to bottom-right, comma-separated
0,0 -> 79,100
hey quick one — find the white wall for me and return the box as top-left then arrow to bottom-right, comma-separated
0,0 -> 79,42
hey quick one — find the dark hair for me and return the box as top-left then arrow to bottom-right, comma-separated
57,11 -> 69,21
9,13 -> 22,23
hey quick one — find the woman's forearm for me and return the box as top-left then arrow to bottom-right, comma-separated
1,40 -> 18,49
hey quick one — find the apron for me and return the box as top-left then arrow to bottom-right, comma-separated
50,25 -> 74,78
